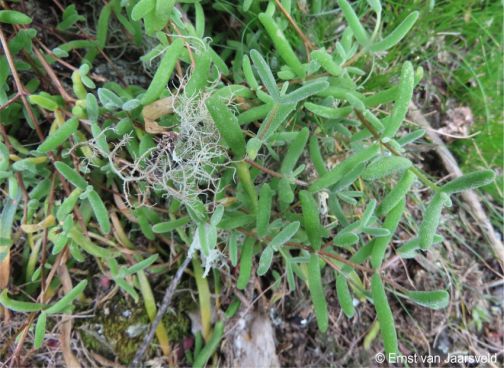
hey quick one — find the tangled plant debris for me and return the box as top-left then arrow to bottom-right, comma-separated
106,84 -> 231,209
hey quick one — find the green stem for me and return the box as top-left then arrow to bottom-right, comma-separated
170,212 -> 191,244
169,213 -> 212,343
236,161 -> 258,212
408,166 -> 439,191
25,234 -> 40,283
370,11 -> 382,42
192,257 -> 212,342
137,270 -> 171,356
257,103 -> 279,141
355,110 -> 440,191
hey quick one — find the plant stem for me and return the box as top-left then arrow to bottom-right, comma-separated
245,158 -> 308,187
192,257 -> 212,342
354,110 -> 440,191
137,270 -> 172,357
236,161 -> 258,212
407,166 -> 439,191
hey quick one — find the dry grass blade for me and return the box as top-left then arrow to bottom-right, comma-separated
57,266 -> 81,368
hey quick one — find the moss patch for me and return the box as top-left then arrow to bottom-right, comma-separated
78,295 -> 191,364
